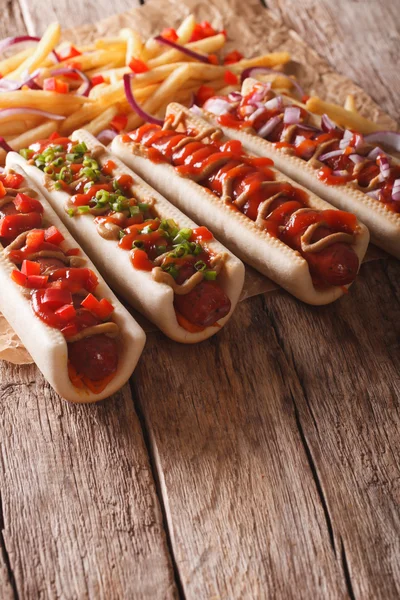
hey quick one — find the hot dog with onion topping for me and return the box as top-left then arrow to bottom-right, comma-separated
9,130 -> 244,342
110,103 -> 369,305
0,165 -> 145,402
200,78 -> 400,259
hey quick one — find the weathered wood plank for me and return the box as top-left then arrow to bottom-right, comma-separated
266,0 -> 400,122
262,259 -> 400,599
133,301 -> 347,599
0,362 -> 177,599
17,0 -> 141,35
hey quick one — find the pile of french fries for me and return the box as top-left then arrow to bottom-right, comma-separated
0,15 -> 291,162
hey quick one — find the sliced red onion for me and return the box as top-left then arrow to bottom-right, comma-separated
264,96 -> 283,111
296,123 -> 320,133
321,113 -> 338,132
257,115 -> 281,138
294,135 -> 306,146
349,154 -> 365,164
0,137 -> 13,152
318,149 -> 343,162
392,179 -> 400,201
241,67 -> 304,99
283,106 -> 301,125
203,97 -> 233,116
190,104 -> 203,116
377,154 -> 391,180
0,36 -> 59,62
367,190 -> 379,200
242,105 -> 256,116
97,129 -> 118,145
339,129 -> 353,150
187,92 -> 194,109
52,67 -> 91,97
155,35 -> 211,64
367,146 -> 387,161
365,131 -> 400,152
247,106 -> 266,123
228,91 -> 242,102
123,73 -> 163,126
0,68 -> 42,92
332,170 -> 349,177
0,107 -> 65,121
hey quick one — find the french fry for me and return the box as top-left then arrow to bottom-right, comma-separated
9,121 -> 58,150
8,23 -> 61,80
51,50 -> 126,73
230,53 -> 291,73
344,94 -> 358,113
176,15 -> 196,44
84,106 -> 119,135
141,64 -> 193,115
0,48 -> 32,77
120,28 -> 144,63
0,119 -> 43,137
0,90 -> 88,113
306,97 -> 382,134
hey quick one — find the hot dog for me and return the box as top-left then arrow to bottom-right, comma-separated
199,78 -> 400,259
110,103 -> 370,306
9,131 -> 244,342
0,165 -> 145,403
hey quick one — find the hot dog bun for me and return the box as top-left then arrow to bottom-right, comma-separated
0,163 -> 146,403
9,131 -> 244,343
201,78 -> 400,259
111,103 -> 369,306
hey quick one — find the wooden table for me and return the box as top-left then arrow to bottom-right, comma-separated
1,1 -> 399,598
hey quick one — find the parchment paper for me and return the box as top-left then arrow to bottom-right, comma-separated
1,0 -> 395,364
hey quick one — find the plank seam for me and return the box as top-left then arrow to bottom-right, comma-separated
261,296 -> 336,555
16,0 -> 37,35
340,537 -> 356,600
130,376 -> 185,600
0,493 -> 19,600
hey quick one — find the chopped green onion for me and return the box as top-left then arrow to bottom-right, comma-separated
110,195 -> 129,212
193,243 -> 203,256
140,224 -> 155,235
119,230 -> 127,239
77,205 -> 91,214
160,218 -> 179,239
19,148 -> 33,160
129,205 -> 140,216
58,167 -> 73,183
83,181 -> 94,193
194,260 -> 207,271
138,202 -> 150,213
204,270 -> 217,281
79,166 -> 100,181
83,157 -> 99,169
52,145 -> 64,153
163,264 -> 179,279
132,240 -> 144,249
173,228 -> 192,244
54,181 -> 63,190
156,245 -> 167,255
95,189 -> 110,205
44,165 -> 55,174
112,179 -> 122,192
73,142 -> 87,154
67,208 -> 75,217
52,157 -> 64,167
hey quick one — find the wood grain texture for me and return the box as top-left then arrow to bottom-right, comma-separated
266,0 -> 400,122
17,0 -> 142,35
262,258 -> 400,599
133,303 -> 348,599
0,362 -> 177,599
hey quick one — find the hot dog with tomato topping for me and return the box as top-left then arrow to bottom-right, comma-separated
9,130 -> 244,342
110,103 -> 369,305
200,78 -> 400,259
0,165 -> 145,403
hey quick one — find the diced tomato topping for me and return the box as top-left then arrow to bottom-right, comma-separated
50,267 -> 98,293
43,77 -> 69,94
55,304 -> 77,321
224,70 -> 238,85
0,182 -> 5,198
208,54 -> 219,65
57,45 -> 82,61
110,114 -> 128,132
161,28 -> 178,42
61,323 -> 78,337
26,275 -> 49,289
21,260 -> 41,276
91,74 -> 105,86
14,193 -> 44,214
49,132 -> 62,141
26,228 -> 45,250
223,50 -> 243,65
11,270 -> 28,287
44,226 -> 64,246
190,21 -> 218,42
129,58 -> 149,74
195,84 -> 215,106
0,213 -> 42,240
81,293 -> 114,319
65,247 -> 80,256
0,172 -> 25,189
42,288 -> 73,309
